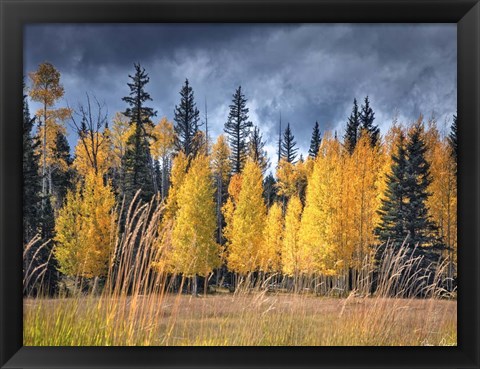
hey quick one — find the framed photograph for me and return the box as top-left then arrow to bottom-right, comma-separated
1,0 -> 479,368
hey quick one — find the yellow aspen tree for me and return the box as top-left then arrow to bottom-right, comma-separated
150,117 -> 175,200
54,171 -> 117,278
425,121 -> 457,269
349,131 -> 382,270
110,112 -> 135,170
29,62 -> 72,198
276,158 -> 299,200
73,131 -> 112,177
226,160 -> 266,275
171,154 -> 221,279
299,133 -> 339,276
155,151 -> 189,272
282,195 -> 303,278
211,135 -> 231,244
261,202 -> 284,273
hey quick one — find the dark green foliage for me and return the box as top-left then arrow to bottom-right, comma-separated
376,133 -> 408,244
376,123 -> 441,263
121,63 -> 157,204
248,125 -> 270,174
263,173 -> 278,208
308,121 -> 322,158
173,79 -> 201,157
280,123 -> 298,164
51,131 -> 73,209
23,88 -> 42,243
359,96 -> 380,147
344,99 -> 360,155
448,114 -> 457,162
224,86 -> 253,173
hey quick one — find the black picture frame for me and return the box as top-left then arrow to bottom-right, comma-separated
1,0 -> 479,368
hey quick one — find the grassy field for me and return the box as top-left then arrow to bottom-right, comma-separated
24,293 -> 456,346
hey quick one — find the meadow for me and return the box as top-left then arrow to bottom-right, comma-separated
24,292 -> 456,346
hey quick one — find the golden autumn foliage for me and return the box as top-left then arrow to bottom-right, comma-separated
150,117 -> 175,160
73,131 -> 112,177
54,172 -> 117,278
211,135 -> 231,183
170,155 -> 221,277
225,160 -> 266,274
282,195 -> 304,276
299,134 -> 341,275
109,112 -> 135,170
261,202 -> 283,272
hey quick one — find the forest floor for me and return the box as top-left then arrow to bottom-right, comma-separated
23,293 -> 457,346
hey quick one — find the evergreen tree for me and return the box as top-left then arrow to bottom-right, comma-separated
376,122 -> 438,250
448,114 -> 457,162
263,173 -> 278,208
308,121 -> 322,158
173,79 -> 201,157
359,96 -> 380,147
344,98 -> 360,154
51,131 -> 73,209
121,63 -> 157,204
23,85 -> 42,243
248,125 -> 270,174
376,133 -> 408,244
281,123 -> 298,164
224,86 -> 253,173
403,122 -> 438,247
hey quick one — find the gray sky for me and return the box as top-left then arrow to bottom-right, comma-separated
24,24 -> 457,170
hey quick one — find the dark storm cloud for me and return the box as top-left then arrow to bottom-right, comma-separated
24,23 -> 456,169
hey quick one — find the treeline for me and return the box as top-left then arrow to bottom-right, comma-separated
23,62 -> 457,296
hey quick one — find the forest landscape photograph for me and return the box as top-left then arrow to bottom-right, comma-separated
22,23 -> 458,346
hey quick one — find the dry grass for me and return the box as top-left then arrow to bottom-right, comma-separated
23,293 -> 456,346
23,194 -> 457,346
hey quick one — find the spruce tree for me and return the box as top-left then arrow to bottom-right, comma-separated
359,96 -> 380,147
121,63 -> 157,203
403,122 -> 438,248
376,123 -> 439,256
280,123 -> 298,163
51,131 -> 73,209
376,133 -> 408,244
344,98 -> 360,154
23,85 -> 42,243
224,86 -> 253,173
448,114 -> 457,162
248,125 -> 270,174
173,79 -> 201,157
263,173 -> 278,208
308,121 -> 322,158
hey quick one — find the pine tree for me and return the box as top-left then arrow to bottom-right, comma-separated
359,96 -> 380,147
173,79 -> 201,157
248,125 -> 270,174
308,121 -> 322,158
263,173 -> 278,208
448,114 -> 457,162
376,132 -> 408,244
403,122 -> 438,248
224,86 -> 253,173
51,131 -> 73,209
344,98 -> 360,154
121,63 -> 157,204
280,123 -> 298,164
